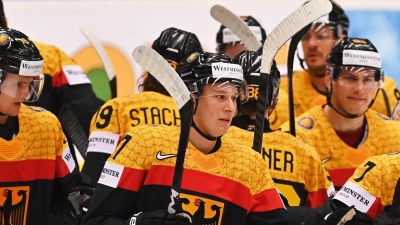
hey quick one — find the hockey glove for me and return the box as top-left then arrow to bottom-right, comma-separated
68,185 -> 94,223
127,210 -> 192,225
321,206 -> 374,225
375,212 -> 400,225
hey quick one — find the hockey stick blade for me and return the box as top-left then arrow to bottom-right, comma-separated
287,24 -> 312,137
391,178 -> 400,217
132,45 -> 193,214
391,100 -> 400,121
210,5 -> 262,51
58,106 -> 89,160
80,26 -> 117,98
253,0 -> 332,153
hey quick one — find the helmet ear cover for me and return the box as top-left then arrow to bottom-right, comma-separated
233,50 -> 281,111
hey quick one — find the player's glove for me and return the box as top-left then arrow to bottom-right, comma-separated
126,210 -> 192,225
321,206 -> 374,225
374,212 -> 400,225
68,185 -> 94,223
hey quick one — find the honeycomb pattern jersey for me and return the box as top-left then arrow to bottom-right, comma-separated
270,89 -> 290,131
83,125 -> 288,225
225,126 -> 334,207
0,104 -> 80,225
82,91 -> 180,184
333,153 -> 400,219
280,106 -> 400,190
280,70 -> 400,117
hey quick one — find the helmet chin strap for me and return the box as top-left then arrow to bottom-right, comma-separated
326,82 -> 380,119
191,98 -> 219,141
191,121 -> 219,141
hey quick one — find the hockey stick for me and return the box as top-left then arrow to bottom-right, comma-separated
210,5 -> 262,52
252,0 -> 332,153
58,105 -> 88,160
287,24 -> 312,137
390,178 -> 400,217
391,100 -> 400,121
80,26 -> 117,98
132,45 -> 193,215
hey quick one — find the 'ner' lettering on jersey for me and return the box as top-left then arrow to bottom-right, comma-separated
262,147 -> 295,173
130,107 -> 180,126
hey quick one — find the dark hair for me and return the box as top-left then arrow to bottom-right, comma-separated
137,72 -> 170,96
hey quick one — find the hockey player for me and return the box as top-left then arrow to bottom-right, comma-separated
332,153 -> 400,220
226,50 -> 334,207
81,27 -> 203,185
0,0 -> 104,138
82,52 -> 289,225
281,0 -> 400,117
0,28 -> 93,225
215,15 -> 289,130
280,37 -> 400,190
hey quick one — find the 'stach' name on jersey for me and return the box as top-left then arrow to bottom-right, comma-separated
130,107 -> 180,126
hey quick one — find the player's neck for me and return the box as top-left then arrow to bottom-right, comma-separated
0,115 -> 8,124
308,72 -> 327,94
323,105 -> 365,132
189,127 -> 218,154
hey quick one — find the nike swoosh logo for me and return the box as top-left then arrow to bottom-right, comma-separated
156,150 -> 177,160
293,104 -> 300,109
321,157 -> 331,164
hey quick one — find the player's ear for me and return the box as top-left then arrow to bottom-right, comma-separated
325,72 -> 332,91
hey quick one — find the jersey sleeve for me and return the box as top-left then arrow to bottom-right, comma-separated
304,152 -> 335,208
332,155 -> 392,219
82,100 -> 122,185
82,130 -> 149,225
30,42 -> 104,137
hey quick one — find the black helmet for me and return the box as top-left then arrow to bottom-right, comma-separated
233,50 -> 280,110
326,37 -> 383,118
326,37 -> 383,82
152,27 -> 203,68
0,28 -> 44,103
309,0 -> 349,38
0,28 -> 43,75
216,16 -> 267,53
177,51 -> 248,104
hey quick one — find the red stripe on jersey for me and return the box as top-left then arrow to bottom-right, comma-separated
118,167 -> 147,192
251,188 -> 285,212
0,159 -> 55,182
329,168 -> 356,188
118,165 -> 277,211
366,196 -> 384,220
307,189 -> 329,208
52,71 -> 69,87
55,156 -> 72,178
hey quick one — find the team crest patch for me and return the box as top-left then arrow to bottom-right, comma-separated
297,116 -> 314,130
0,186 -> 30,225
174,193 -> 224,225
0,33 -> 10,46
28,106 -> 46,112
